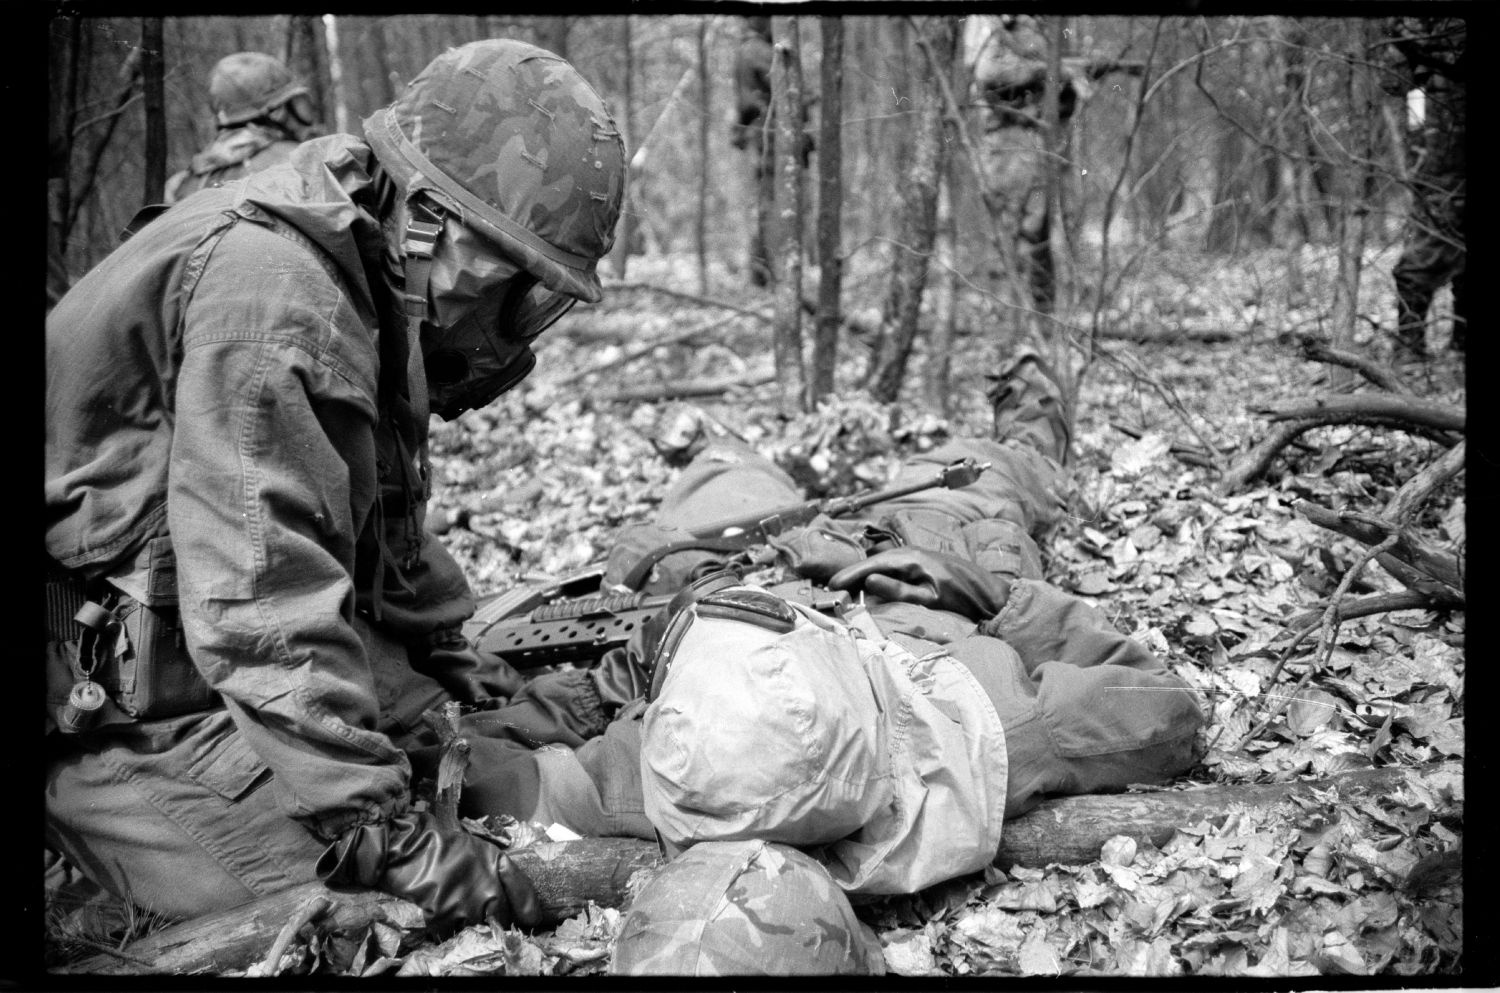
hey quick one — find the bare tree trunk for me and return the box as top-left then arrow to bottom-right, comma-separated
696,17 -> 710,296
322,15 -> 351,134
1039,15 -> 1066,315
283,15 -> 330,127
140,18 -> 167,207
66,48 -> 142,243
363,17 -> 397,111
48,15 -> 82,303
771,16 -> 808,415
810,15 -> 844,406
868,16 -> 958,404
611,17 -> 635,279
1326,22 -> 1377,389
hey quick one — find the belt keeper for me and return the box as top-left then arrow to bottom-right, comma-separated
74,602 -> 117,631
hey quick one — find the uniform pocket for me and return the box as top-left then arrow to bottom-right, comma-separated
184,720 -> 271,802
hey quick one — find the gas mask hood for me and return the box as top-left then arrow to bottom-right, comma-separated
397,196 -> 576,420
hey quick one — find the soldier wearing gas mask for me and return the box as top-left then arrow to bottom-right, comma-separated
46,40 -> 624,935
165,52 -> 324,205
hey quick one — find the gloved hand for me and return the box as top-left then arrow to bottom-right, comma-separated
828,547 -> 1012,621
418,630 -> 525,704
317,810 -> 541,935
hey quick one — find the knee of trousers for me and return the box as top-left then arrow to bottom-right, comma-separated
45,716 -> 325,919
531,721 -> 653,840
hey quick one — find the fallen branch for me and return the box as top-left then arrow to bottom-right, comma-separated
65,767 -> 1421,975
1294,334 -> 1410,394
1251,393 -> 1464,437
594,368 -> 778,404
1097,325 -> 1235,344
1289,590 -> 1460,630
1384,439 -> 1465,526
601,281 -> 774,324
62,836 -> 661,976
1295,500 -> 1463,596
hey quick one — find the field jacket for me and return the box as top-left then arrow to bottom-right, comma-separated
165,123 -> 302,204
46,134 -> 473,838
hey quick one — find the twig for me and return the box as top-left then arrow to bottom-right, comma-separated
59,935 -> 158,970
1234,531 -> 1399,751
602,282 -> 774,324
256,894 -> 332,978
594,368 -> 777,404
554,311 -> 752,387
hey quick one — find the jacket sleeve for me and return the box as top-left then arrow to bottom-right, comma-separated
167,221 -> 411,840
978,577 -> 1164,673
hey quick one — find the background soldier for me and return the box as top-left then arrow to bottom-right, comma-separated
164,51 -> 323,204
968,15 -> 1142,315
1383,17 -> 1466,361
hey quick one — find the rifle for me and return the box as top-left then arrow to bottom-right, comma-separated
462,457 -> 990,670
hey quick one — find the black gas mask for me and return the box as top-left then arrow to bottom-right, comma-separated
400,200 -> 577,420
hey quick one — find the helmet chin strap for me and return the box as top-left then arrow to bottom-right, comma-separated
398,200 -> 443,423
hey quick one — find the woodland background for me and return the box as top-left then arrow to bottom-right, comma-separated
45,12 -> 1470,980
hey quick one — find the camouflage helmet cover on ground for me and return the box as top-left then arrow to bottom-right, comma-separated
610,840 -> 885,976
363,39 -> 625,303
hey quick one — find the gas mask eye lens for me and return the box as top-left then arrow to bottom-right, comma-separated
425,349 -> 470,387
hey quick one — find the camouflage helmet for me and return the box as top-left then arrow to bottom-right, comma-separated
209,52 -> 310,127
363,39 -> 625,304
610,840 -> 886,976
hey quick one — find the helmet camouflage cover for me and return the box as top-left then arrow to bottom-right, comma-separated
610,840 -> 886,976
209,52 -> 309,127
363,39 -> 625,303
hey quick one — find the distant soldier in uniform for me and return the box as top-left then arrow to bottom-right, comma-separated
164,52 -> 323,204
968,15 -> 1141,315
1383,17 -> 1466,360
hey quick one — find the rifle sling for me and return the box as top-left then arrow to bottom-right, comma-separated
620,536 -> 750,591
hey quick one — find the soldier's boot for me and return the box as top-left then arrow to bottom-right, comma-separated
1393,277 -> 1432,362
650,404 -> 750,468
987,349 -> 1071,465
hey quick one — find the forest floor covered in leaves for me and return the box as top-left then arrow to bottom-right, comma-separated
46,244 -> 1468,978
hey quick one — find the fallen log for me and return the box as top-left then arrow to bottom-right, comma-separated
64,767 -> 1422,976
58,836 -> 664,977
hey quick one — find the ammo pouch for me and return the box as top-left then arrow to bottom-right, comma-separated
45,537 -> 220,729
